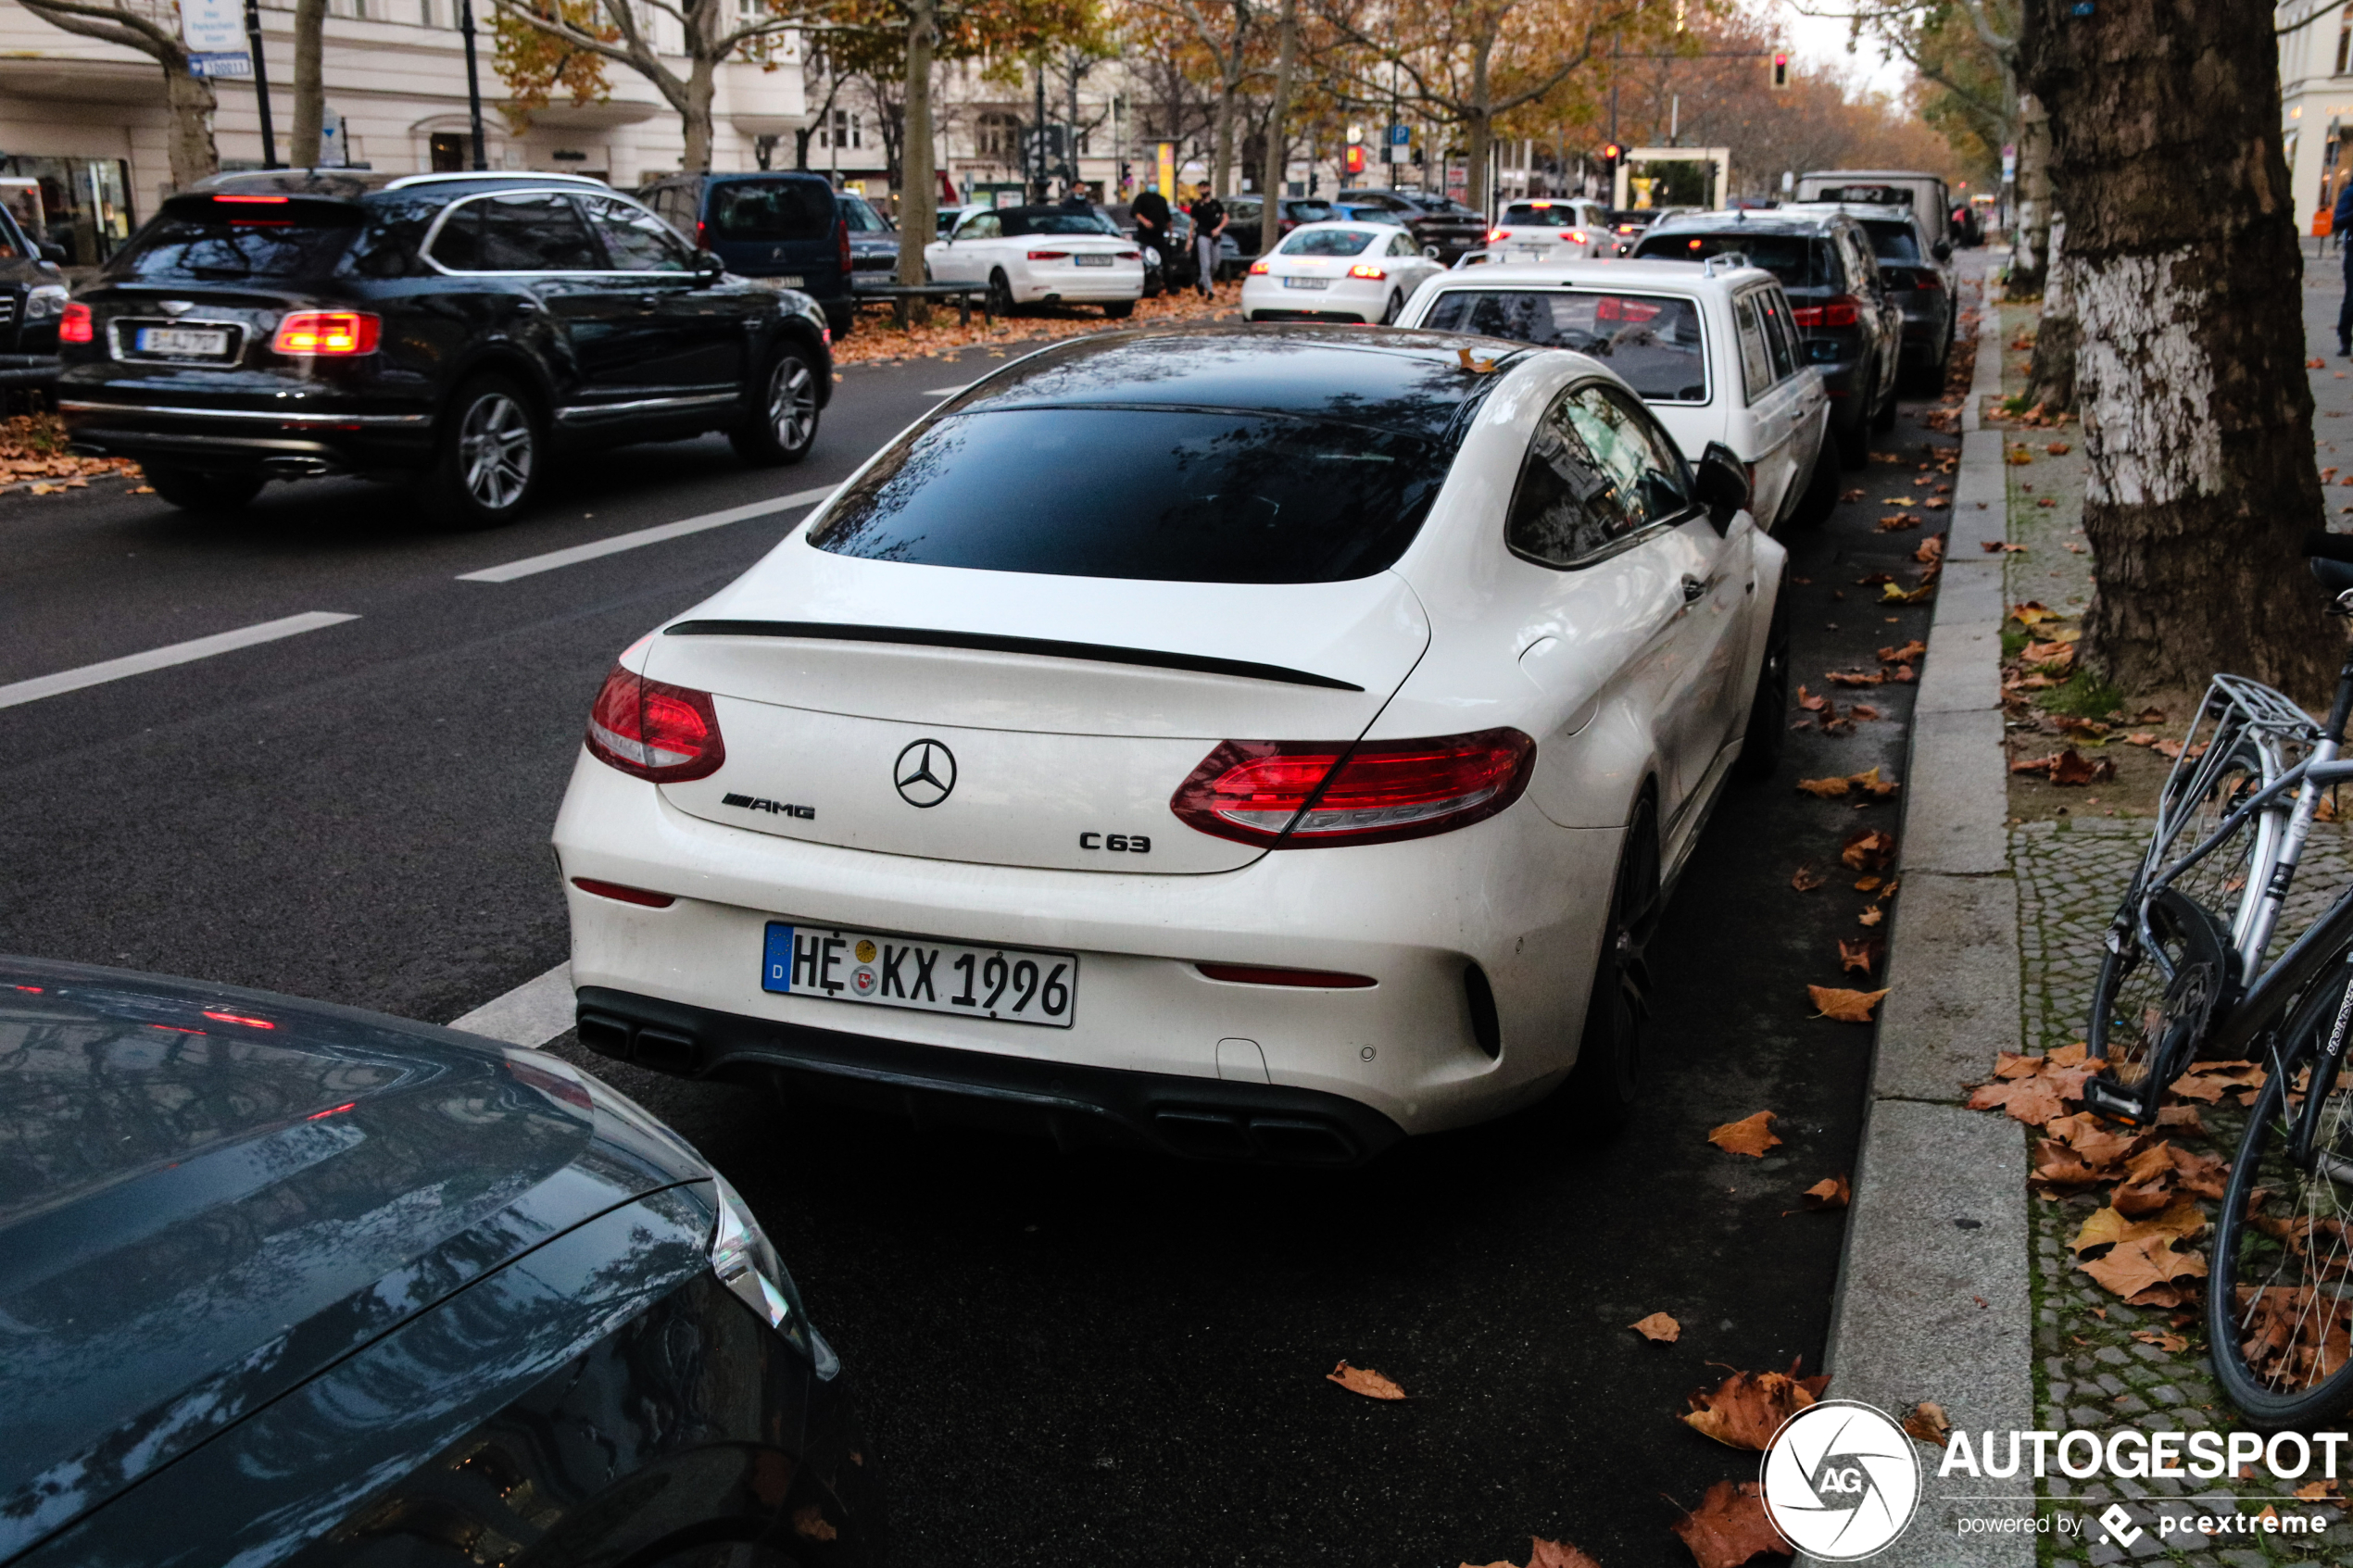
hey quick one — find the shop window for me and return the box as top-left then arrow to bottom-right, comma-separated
431,132 -> 468,172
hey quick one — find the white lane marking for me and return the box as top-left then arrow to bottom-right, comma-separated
447,960 -> 575,1047
922,384 -> 969,395
0,611 -> 359,711
456,483 -> 838,583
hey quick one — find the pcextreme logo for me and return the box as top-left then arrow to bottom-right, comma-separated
1760,1400 -> 1921,1560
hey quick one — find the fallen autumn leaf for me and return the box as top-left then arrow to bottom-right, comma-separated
1709,1110 -> 1781,1158
1631,1311 -> 1682,1343
1327,1361 -> 1406,1400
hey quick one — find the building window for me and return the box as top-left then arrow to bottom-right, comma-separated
819,110 -> 862,150
2337,13 -> 2350,74
977,112 -> 1016,158
431,132 -> 468,171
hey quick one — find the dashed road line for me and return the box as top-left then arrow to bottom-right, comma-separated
447,960 -> 575,1047
455,483 -> 837,583
0,611 -> 360,711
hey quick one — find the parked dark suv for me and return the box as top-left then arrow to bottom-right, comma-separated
1332,188 -> 1487,261
57,170 -> 833,526
640,171 -> 856,335
0,200 -> 72,391
1632,208 -> 1901,467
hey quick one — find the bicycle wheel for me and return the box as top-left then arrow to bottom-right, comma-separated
2087,738 -> 2272,1115
2210,943 -> 2353,1425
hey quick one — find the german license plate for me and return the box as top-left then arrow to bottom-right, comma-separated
775,274 -> 804,287
761,922 -> 1077,1028
1511,245 -> 1550,259
1283,276 -> 1330,290
1074,254 -> 1114,267
134,326 -> 231,358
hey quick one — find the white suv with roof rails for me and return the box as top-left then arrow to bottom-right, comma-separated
1397,257 -> 1836,531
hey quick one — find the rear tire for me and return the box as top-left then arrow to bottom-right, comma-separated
729,343 -> 820,468
1564,797 -> 1660,1135
418,373 -> 540,530
1791,436 -> 1841,528
1737,573 -> 1792,781
143,463 -> 264,515
987,269 -> 1015,318
1103,300 -> 1135,320
1378,290 -> 1402,325
1871,366 -> 1898,432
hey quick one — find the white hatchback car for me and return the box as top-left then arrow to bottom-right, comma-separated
552,328 -> 1786,1165
924,203 -> 1143,317
1398,259 -> 1836,532
1239,221 -> 1447,324
1469,198 -> 1617,264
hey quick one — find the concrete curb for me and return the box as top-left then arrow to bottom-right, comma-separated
1807,266 -> 2034,1567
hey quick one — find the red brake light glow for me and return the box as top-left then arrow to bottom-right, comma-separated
1347,262 -> 1387,280
1197,962 -> 1377,988
1790,295 -> 1861,329
1170,729 -> 1536,848
585,661 -> 726,782
1248,258 -> 1271,275
272,311 -> 380,355
203,1010 -> 276,1029
1485,226 -> 1506,243
307,1101 -> 358,1120
1027,250 -> 1070,261
571,876 -> 677,908
59,303 -> 92,344
1567,229 -> 1589,244
214,194 -> 291,204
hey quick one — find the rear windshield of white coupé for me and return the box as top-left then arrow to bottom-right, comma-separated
809,407 -> 1451,583
1278,228 -> 1379,257
1418,290 -> 1708,402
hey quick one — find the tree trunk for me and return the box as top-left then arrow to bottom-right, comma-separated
1463,31 -> 1494,216
2007,88 -> 2050,297
1255,0 -> 1295,252
166,62 -> 220,190
681,51 -> 715,171
290,0 -> 326,166
2021,0 -> 2334,700
2028,214 -> 2077,411
894,0 -> 936,323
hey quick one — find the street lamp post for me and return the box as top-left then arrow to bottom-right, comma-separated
243,0 -> 279,169
458,0 -> 487,170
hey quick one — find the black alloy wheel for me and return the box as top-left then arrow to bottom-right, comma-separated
1834,402 -> 1870,470
143,463 -> 265,515
1378,291 -> 1402,325
729,345 -> 820,468
1737,573 -> 1793,780
1103,300 -> 1135,320
1564,795 -> 1661,1135
419,373 -> 540,529
987,269 -> 1016,318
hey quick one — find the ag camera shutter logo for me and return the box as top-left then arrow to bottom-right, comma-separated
1760,1400 -> 1921,1560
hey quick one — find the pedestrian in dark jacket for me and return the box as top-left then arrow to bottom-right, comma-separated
1189,187 -> 1227,298
2334,182 -> 2353,357
1132,185 -> 1172,275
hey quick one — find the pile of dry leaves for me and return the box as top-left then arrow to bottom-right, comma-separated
833,285 -> 1240,366
0,413 -> 139,495
1967,1043 -> 2260,1315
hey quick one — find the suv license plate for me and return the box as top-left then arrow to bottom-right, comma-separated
134,326 -> 231,358
761,922 -> 1077,1028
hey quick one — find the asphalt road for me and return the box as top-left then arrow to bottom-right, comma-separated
0,320 -> 1962,1567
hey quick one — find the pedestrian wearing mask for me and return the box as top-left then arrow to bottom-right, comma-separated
1189,185 -> 1227,299
1132,183 -> 1172,284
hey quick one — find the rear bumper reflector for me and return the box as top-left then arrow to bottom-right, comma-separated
571,876 -> 676,908
1195,962 -> 1378,988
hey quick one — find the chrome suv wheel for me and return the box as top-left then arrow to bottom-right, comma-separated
730,345 -> 821,468
420,374 -> 541,530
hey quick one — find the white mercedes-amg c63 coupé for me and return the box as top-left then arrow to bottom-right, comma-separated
552,326 -> 1787,1165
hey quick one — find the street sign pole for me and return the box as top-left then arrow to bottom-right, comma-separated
241,0 -> 277,169
459,0 -> 487,170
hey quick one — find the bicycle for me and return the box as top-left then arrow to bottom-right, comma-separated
2079,533 -> 2353,1424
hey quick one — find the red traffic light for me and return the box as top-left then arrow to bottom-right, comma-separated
1603,143 -> 1623,160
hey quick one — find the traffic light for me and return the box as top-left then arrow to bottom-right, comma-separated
1602,142 -> 1623,179
1345,123 -> 1365,176
1119,160 -> 1133,190
1770,52 -> 1791,89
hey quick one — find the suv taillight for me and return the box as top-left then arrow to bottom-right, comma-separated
585,662 -> 725,782
58,302 -> 91,344
1170,729 -> 1536,848
1791,295 -> 1860,329
271,311 -> 380,355
837,217 -> 851,276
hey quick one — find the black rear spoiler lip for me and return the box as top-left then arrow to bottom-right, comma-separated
661,620 -> 1367,693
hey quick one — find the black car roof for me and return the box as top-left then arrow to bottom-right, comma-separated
950,326 -> 1525,440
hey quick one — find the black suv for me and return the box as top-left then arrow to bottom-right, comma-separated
1632,209 -> 1902,467
639,172 -> 857,335
0,200 -> 72,390
1332,188 -> 1487,261
58,170 -> 833,526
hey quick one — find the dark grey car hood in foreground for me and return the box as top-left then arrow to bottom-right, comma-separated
0,957 -> 710,1558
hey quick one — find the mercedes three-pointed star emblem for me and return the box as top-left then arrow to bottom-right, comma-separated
893,739 -> 956,808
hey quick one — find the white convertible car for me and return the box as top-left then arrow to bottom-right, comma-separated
924,204 -> 1144,318
552,328 -> 1787,1165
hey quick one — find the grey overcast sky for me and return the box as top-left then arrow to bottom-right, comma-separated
1777,1 -> 1919,98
